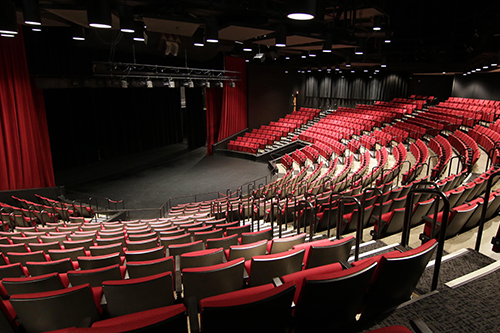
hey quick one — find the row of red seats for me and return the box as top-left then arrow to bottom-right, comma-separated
446,97 -> 500,106
360,134 -> 377,150
358,148 -> 387,188
393,121 -> 426,140
402,139 -> 428,183
378,142 -> 406,185
381,125 -> 409,143
429,135 -> 452,179
372,130 -> 392,146
311,142 -> 333,160
291,150 -> 307,167
280,154 -> 294,170
347,139 -> 361,153
301,146 -> 319,163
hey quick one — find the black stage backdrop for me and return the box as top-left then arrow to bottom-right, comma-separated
44,88 -> 183,171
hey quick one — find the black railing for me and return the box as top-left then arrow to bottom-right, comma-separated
402,184 -> 449,291
475,169 -> 500,252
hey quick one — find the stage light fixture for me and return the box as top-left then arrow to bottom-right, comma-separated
229,81 -> 236,88
275,25 -> 286,47
121,79 -> 128,88
119,6 -> 134,33
146,79 -> 153,88
133,21 -> 145,42
287,0 -> 316,20
323,32 -> 333,52
87,0 -> 112,29
72,25 -> 86,41
193,27 -> 205,47
373,16 -> 382,31
23,0 -> 41,25
205,18 -> 219,43
0,1 -> 18,35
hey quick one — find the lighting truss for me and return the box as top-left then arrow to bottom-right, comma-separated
93,62 -> 241,83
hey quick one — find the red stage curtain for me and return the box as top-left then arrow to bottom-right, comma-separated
0,29 -> 55,190
217,56 -> 247,141
205,88 -> 223,155
205,56 -> 248,155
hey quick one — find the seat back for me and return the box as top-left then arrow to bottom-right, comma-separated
1,272 -> 65,298
240,228 -> 273,245
227,239 -> 268,261
168,240 -> 204,258
0,243 -> 28,255
180,248 -> 224,270
294,236 -> 354,269
182,258 -> 245,305
103,272 -> 175,317
125,246 -> 166,262
160,234 -> 192,249
294,260 -> 377,332
26,258 -> 74,276
269,233 -> 306,254
67,264 -> 123,287
126,256 -> 175,279
200,282 -> 296,333
7,251 -> 47,266
89,243 -> 125,257
63,239 -> 95,251
361,239 -> 438,320
10,284 -> 100,333
225,224 -> 251,237
28,241 -> 61,253
49,247 -> 86,262
248,249 -> 305,287
126,238 -> 159,251
0,263 -> 28,280
78,253 -> 122,270
96,235 -> 126,247
193,228 -> 224,245
206,234 -> 239,250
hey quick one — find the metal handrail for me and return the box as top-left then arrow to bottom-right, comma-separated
335,196 -> 363,261
475,169 -> 500,252
402,184 -> 449,291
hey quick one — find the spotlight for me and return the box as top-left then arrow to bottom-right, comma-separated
275,25 -> 286,47
87,0 -> 112,29
323,32 -> 333,53
345,57 -> 351,67
193,27 -> 205,47
381,57 -> 387,68
168,80 -> 176,88
205,17 -> 219,43
218,81 -> 224,88
287,0 -> 316,20
243,43 -> 253,52
188,80 -> 194,88
118,6 -> 135,33
1,34 -> 15,38
384,32 -> 392,43
32,28 -> 41,32
355,39 -> 365,55
133,21 -> 145,42
146,79 -> 153,88
72,25 -> 86,41
483,65 -> 489,69
0,1 -> 18,35
229,81 -> 236,88
476,68 -> 481,71
23,0 -> 42,26
373,16 -> 382,31
120,79 -> 128,88
301,54 -> 307,59
286,56 -> 290,60
491,62 -> 498,67
309,51 -> 316,57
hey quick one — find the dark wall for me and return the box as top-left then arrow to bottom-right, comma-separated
247,64 -> 297,129
452,73 -> 500,100
44,88 -> 183,171
185,88 -> 207,149
408,75 -> 454,102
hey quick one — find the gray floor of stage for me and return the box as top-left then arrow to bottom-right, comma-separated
55,143 -> 271,215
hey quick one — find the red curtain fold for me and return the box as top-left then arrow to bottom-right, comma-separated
205,56 -> 248,155
205,88 -> 223,155
0,29 -> 55,190
217,56 -> 248,141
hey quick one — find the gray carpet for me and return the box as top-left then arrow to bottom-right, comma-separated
364,265 -> 500,332
415,248 -> 495,295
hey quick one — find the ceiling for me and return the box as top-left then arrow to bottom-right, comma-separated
9,0 -> 500,74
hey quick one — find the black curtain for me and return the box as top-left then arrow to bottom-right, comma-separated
44,88 -> 183,171
185,87 -> 207,150
304,73 -> 409,101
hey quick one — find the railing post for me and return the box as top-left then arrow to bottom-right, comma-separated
475,170 -> 500,252
402,184 -> 449,291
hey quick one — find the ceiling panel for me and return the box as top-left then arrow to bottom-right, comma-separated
288,44 -> 356,51
255,35 -> 324,47
219,25 -> 273,41
143,18 -> 200,36
44,9 -> 120,28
